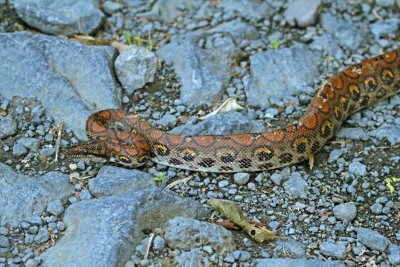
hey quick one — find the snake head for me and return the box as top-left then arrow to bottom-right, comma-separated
109,154 -> 149,168
66,142 -> 108,163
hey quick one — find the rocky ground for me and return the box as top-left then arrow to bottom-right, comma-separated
0,0 -> 399,266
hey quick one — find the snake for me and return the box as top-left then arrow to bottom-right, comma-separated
67,49 -> 400,173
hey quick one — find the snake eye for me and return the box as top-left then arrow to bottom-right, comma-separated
118,156 -> 131,164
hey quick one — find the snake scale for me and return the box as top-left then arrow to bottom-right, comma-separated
68,49 -> 400,173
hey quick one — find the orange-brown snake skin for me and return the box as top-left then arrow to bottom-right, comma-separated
68,49 -> 400,173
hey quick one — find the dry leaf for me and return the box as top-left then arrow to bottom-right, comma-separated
198,98 -> 243,120
72,34 -> 112,46
208,198 -> 282,243
111,41 -> 129,53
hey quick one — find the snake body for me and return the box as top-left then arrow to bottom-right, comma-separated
68,50 -> 400,173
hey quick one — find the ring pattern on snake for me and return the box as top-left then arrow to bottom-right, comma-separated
67,49 -> 400,173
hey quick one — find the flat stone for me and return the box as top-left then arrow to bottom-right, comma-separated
320,12 -> 366,49
233,173 -> 250,185
42,187 -> 209,266
164,216 -> 235,254
0,163 -> 73,227
144,0 -> 202,22
348,160 -> 367,176
12,143 -> 28,156
0,32 -> 119,140
336,127 -> 369,141
115,45 -> 157,94
254,258 -> 344,267
46,199 -> 64,216
171,111 -> 265,135
284,0 -> 321,27
319,241 -> 347,259
156,114 -> 177,128
274,239 -> 306,258
217,0 -> 272,20
333,202 -> 357,221
0,115 -> 17,138
357,227 -> 389,252
207,19 -> 258,43
0,236 -> 9,248
175,248 -> 209,267
311,33 -> 344,59
370,18 -> 399,39
11,0 -> 105,36
388,244 -> 400,265
157,32 -> 241,107
369,125 -> 400,145
283,173 -> 308,199
88,166 -> 155,197
247,44 -> 319,107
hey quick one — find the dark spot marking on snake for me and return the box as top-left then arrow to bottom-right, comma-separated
238,158 -> 252,168
254,146 -> 274,162
279,153 -> 293,164
154,143 -> 170,156
198,158 -> 215,168
169,158 -> 183,165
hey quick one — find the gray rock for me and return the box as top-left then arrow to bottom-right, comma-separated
0,163 -> 73,227
164,216 -> 235,253
0,227 -> 8,236
34,227 -> 49,244
357,228 -> 389,252
369,125 -> 400,145
0,32 -> 119,140
247,44 -> 319,107
274,239 -> 306,258
207,18 -> 258,43
310,33 -> 344,59
328,148 -> 347,163
376,0 -> 395,7
144,0 -> 202,22
333,202 -> 357,221
46,199 -> 64,216
370,203 -> 383,214
171,111 -> 265,135
233,173 -> 250,185
153,236 -> 165,251
88,166 -> 155,197
0,236 -> 9,248
284,0 -> 321,27
156,114 -> 177,128
0,115 -> 17,138
42,187 -> 209,266
103,1 -> 123,14
336,127 -> 369,141
319,241 -> 347,259
175,248 -> 209,267
11,0 -> 105,36
25,259 -> 40,267
283,173 -> 308,199
218,0 -> 271,20
320,12 -> 366,49
157,33 -> 241,107
115,45 -> 157,94
12,143 -> 28,156
254,258 -> 344,267
388,244 -> 400,265
370,18 -> 400,39
16,137 -> 39,151
39,147 -> 56,157
348,160 -> 367,176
